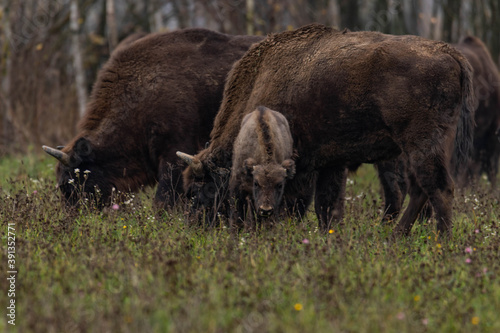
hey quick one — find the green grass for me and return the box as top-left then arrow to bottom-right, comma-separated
1,154 -> 499,332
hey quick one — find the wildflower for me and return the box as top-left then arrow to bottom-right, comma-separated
112,204 -> 119,210
471,317 -> 479,325
422,318 -> 428,325
84,170 -> 91,174
302,239 -> 309,244
396,312 -> 405,320
475,229 -> 479,233
32,190 -> 38,195
436,243 -> 442,249
465,258 -> 472,264
294,303 -> 303,311
123,226 -> 127,229
465,247 -> 473,254
74,168 -> 80,173
68,179 -> 75,184
414,295 -> 420,302
329,229 -> 334,234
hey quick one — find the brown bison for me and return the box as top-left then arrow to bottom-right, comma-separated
454,35 -> 500,187
42,28 -> 262,208
178,24 -> 475,237
376,35 -> 500,223
228,106 -> 295,224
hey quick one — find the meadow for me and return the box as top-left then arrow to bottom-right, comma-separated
0,153 -> 499,332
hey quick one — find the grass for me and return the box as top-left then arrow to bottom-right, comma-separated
0,153 -> 499,332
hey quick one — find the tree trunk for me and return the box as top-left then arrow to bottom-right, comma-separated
70,0 -> 87,119
106,0 -> 118,52
246,0 -> 255,35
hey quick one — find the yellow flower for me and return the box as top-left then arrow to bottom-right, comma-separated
329,229 -> 334,234
414,295 -> 420,302
437,243 -> 442,249
294,303 -> 303,311
471,317 -> 479,325
123,226 -> 127,229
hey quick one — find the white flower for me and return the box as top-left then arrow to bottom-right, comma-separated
84,170 -> 91,174
74,168 -> 80,173
68,179 -> 75,184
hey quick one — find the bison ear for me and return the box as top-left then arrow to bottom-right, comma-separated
243,158 -> 257,176
282,159 -> 296,179
74,137 -> 93,157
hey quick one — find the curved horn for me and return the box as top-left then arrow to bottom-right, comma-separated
42,145 -> 71,166
176,151 -> 204,177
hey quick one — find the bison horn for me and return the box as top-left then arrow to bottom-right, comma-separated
42,145 -> 71,166
176,151 -> 204,177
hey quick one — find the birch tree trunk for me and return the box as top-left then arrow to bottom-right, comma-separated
246,0 -> 254,35
106,0 -> 118,52
70,0 -> 87,119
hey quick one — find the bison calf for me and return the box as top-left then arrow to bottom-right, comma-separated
229,106 -> 295,225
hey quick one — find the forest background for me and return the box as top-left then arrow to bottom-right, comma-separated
0,0 -> 498,154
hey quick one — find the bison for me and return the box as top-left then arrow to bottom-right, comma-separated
375,35 -> 500,223
228,106 -> 295,225
454,35 -> 500,187
42,28 -> 262,208
178,24 -> 475,237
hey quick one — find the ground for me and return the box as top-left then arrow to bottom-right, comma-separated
0,153 -> 499,332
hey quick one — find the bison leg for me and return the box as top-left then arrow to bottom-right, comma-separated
376,159 -> 407,223
393,173 -> 428,236
314,167 -> 347,231
154,160 -> 183,210
396,153 -> 455,237
229,190 -> 251,228
486,139 -> 500,187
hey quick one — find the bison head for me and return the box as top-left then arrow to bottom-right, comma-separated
244,158 -> 296,218
43,137 -> 114,207
177,151 -> 231,223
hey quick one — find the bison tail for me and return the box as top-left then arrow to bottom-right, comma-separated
451,49 -> 476,180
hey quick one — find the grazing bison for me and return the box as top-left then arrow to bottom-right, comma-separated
228,106 -> 295,225
178,24 -> 475,237
454,36 -> 500,187
376,35 -> 500,223
42,28 -> 262,208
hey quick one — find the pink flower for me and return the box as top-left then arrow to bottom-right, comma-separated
396,312 -> 405,320
302,239 -> 309,244
465,247 -> 473,254
112,204 -> 119,210
465,258 -> 472,264
475,229 -> 479,233
32,190 -> 38,195
422,318 -> 429,325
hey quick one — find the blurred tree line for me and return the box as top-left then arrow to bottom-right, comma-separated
0,0 -> 498,154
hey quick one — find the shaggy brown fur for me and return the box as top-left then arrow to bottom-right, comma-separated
181,24 -> 475,237
46,28 -> 263,208
454,36 -> 500,187
376,35 -> 500,223
229,106 -> 295,225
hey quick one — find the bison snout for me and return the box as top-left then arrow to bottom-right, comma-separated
258,205 -> 274,217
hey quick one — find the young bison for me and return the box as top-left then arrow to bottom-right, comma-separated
228,106 -> 295,225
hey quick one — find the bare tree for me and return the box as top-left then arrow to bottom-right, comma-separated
106,0 -> 118,51
70,0 -> 87,119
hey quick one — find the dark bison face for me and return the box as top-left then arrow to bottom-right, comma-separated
178,151 -> 231,222
44,138 -> 114,207
245,158 -> 296,217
